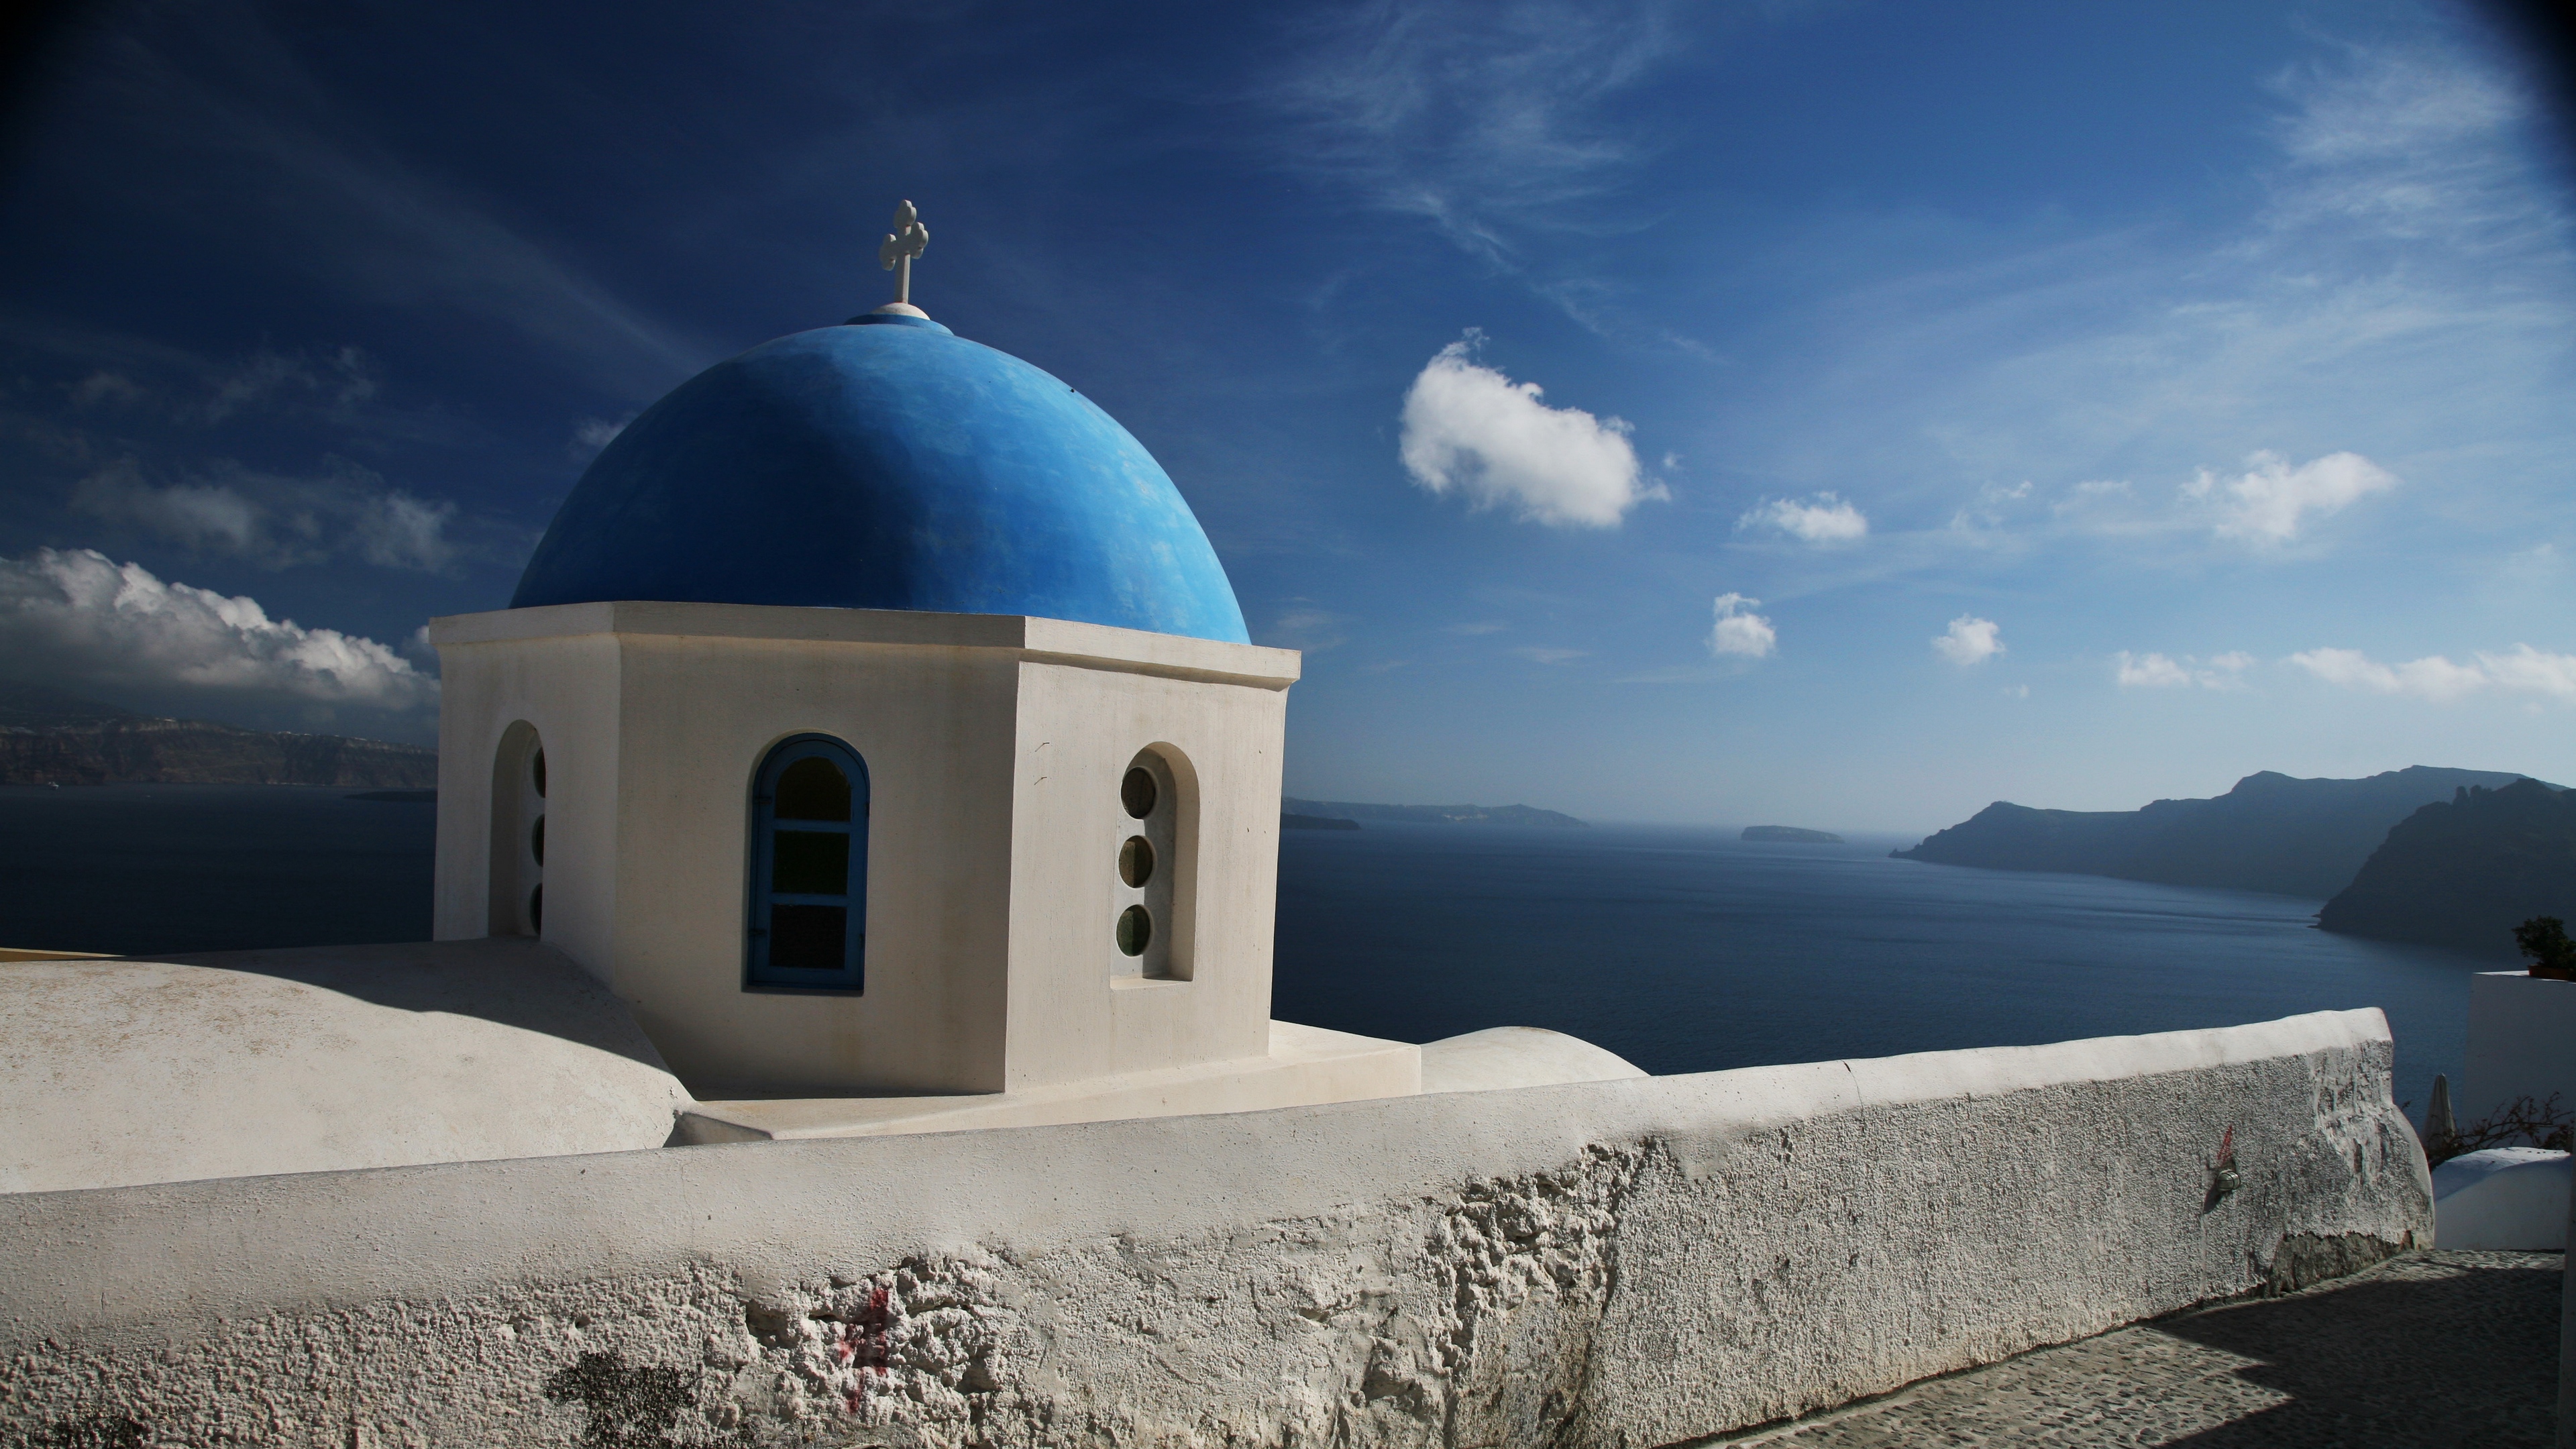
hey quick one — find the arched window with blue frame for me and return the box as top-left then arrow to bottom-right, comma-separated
746,735 -> 867,991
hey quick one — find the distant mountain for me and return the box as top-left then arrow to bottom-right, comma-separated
1894,767 -> 2542,900
1281,812 -> 1360,831
0,682 -> 136,729
1282,798 -> 1586,828
0,682 -> 437,788
2318,779 -> 2576,958
1743,826 -> 1843,844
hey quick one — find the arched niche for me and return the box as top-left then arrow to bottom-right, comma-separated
488,720 -> 546,937
1113,743 -> 1199,982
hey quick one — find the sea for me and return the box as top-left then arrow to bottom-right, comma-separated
0,784 -> 2484,1124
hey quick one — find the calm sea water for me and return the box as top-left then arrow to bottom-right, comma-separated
0,786 -> 2481,1121
0,784 -> 437,953
1273,823 -> 2478,1124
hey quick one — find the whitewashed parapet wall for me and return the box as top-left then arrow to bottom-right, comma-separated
0,1010 -> 2428,1448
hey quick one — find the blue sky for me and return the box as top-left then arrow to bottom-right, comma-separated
0,0 -> 2569,833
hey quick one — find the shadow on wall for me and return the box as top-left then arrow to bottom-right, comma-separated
2151,1259 -> 2559,1445
156,938 -> 670,1071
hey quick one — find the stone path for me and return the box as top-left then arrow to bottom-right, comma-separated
1703,1251 -> 2561,1448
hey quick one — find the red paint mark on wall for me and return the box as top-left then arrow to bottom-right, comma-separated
836,1287 -> 896,1413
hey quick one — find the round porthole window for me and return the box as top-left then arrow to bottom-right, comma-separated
1119,835 -> 1155,888
1116,904 -> 1151,956
531,747 -> 547,798
531,814 -> 546,867
1122,766 -> 1157,819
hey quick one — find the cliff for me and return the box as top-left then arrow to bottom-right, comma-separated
1894,766 -> 2535,900
2316,778 -> 2576,957
1283,798 -> 1586,828
0,682 -> 437,788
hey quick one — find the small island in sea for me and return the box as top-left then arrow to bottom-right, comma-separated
1743,825 -> 1842,844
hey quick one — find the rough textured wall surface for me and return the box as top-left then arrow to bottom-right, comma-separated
0,1010 -> 2428,1447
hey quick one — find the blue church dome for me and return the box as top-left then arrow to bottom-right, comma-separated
511,313 -> 1250,644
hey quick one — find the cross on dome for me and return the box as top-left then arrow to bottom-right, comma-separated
877,200 -> 930,315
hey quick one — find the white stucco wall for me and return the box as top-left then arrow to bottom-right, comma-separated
429,603 -> 1300,1098
1418,1024 -> 1646,1093
2430,1146 -> 2568,1250
0,1009 -> 2428,1448
2463,969 -> 2576,1128
0,941 -> 687,1194
1006,655 -> 1287,1086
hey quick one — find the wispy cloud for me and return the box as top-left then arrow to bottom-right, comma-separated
64,5 -> 706,395
1400,331 -> 1661,527
1756,37 -> 2572,585
1739,492 -> 1868,545
1265,606 -> 1350,651
69,455 -> 466,572
46,342 -> 384,430
1513,645 -> 1587,664
0,547 -> 438,715
1444,619 -> 1509,635
2288,643 -> 2576,702
2263,41 -> 2532,240
1707,591 -> 1775,659
1265,0 -> 1682,270
1931,614 -> 2002,665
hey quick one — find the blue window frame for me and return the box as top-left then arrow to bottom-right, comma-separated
746,735 -> 867,991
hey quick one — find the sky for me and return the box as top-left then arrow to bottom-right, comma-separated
0,0 -> 2570,833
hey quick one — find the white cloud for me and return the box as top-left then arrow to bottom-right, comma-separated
571,414 -> 635,459
1399,333 -> 1661,528
0,548 -> 438,714
70,455 -> 458,572
2288,643 -> 2576,703
1513,646 -> 1587,665
1707,592 -> 1776,659
2477,643 -> 2576,699
1444,619 -> 1509,635
2001,684 -> 2029,699
1739,492 -> 1868,545
2182,449 -> 2398,544
2288,646 -> 2485,702
2114,651 -> 2194,688
2114,650 -> 2256,690
1931,614 -> 2002,665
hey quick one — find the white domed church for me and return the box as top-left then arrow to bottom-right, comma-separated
1,207 -> 1636,1192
